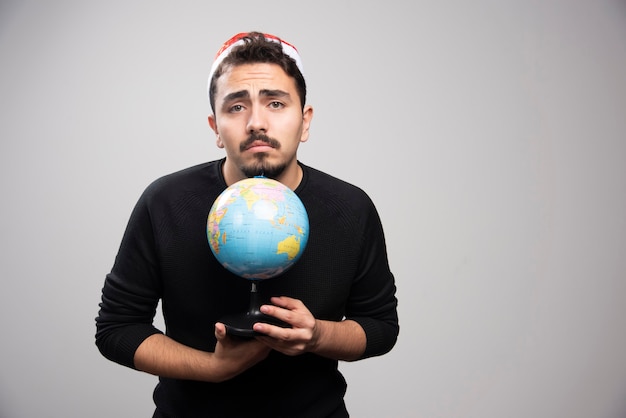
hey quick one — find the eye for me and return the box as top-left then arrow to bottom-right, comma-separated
229,104 -> 245,113
268,101 -> 284,109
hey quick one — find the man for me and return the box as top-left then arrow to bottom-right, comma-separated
96,32 -> 399,417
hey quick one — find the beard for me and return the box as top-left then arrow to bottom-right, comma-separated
240,157 -> 287,179
239,133 -> 286,179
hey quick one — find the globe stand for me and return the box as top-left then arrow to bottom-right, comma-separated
220,280 -> 290,338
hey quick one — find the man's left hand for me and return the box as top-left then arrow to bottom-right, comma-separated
252,296 -> 319,356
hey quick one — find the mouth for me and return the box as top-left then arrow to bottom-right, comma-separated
240,134 -> 281,153
244,140 -> 275,152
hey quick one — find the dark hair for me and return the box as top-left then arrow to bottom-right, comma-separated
208,32 -> 307,113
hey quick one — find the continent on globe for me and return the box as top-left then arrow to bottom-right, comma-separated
277,235 -> 302,260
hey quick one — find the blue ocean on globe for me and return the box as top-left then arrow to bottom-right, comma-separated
207,176 -> 309,280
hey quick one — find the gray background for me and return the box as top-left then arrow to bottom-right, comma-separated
1,1 -> 626,417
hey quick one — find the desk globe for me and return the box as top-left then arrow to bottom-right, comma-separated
207,176 -> 309,336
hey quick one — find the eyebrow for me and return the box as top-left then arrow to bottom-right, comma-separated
222,89 -> 291,104
259,89 -> 290,99
222,90 -> 249,103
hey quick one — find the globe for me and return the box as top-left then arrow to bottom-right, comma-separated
207,176 -> 309,281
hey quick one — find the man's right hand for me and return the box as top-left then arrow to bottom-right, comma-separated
211,322 -> 271,382
133,325 -> 270,383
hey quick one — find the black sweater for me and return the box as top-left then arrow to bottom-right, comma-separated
96,159 -> 399,417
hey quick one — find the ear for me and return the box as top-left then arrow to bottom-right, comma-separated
300,105 -> 314,143
208,115 -> 224,148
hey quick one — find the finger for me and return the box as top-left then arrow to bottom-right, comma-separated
260,304 -> 294,325
269,296 -> 302,310
253,322 -> 288,339
254,325 -> 309,356
214,322 -> 227,341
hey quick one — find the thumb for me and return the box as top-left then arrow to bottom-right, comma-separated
214,322 -> 227,341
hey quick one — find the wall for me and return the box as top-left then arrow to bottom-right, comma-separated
1,1 -> 625,417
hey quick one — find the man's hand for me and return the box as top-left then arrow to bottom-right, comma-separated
134,325 -> 270,383
212,322 -> 272,381
252,296 -> 319,356
252,296 -> 367,361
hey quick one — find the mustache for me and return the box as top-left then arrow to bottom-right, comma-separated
239,133 -> 281,152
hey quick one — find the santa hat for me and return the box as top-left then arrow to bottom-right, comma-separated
207,32 -> 303,98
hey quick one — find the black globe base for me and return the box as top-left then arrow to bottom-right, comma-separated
220,310 -> 290,338
220,281 -> 290,338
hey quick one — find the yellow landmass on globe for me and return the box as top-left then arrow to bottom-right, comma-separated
277,235 -> 301,260
241,188 -> 260,210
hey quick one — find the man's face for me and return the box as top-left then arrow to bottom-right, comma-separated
208,63 -> 313,186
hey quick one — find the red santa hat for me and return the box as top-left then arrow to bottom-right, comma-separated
207,32 -> 304,97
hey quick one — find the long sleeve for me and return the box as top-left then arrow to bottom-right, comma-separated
295,165 -> 399,360
95,185 -> 164,368
347,199 -> 399,359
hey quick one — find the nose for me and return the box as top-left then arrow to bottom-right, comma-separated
246,105 -> 268,133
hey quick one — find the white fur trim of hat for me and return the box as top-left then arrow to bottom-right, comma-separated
207,32 -> 303,102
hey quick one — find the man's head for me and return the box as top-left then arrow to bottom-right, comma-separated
208,32 -> 307,114
207,32 -> 313,188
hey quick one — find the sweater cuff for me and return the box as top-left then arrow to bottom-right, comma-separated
351,317 -> 398,360
103,325 -> 163,369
